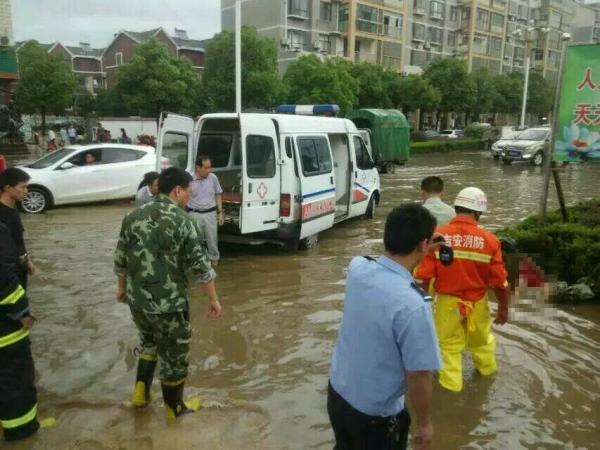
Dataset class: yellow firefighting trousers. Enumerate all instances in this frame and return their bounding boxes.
[433,294,497,392]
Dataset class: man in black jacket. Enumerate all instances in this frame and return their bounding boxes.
[0,222,39,441]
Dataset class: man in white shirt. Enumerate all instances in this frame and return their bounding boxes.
[187,156,224,266]
[420,176,455,226]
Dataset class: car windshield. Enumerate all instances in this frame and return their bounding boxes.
[501,131,518,140]
[26,147,78,169]
[440,130,453,135]
[517,129,548,141]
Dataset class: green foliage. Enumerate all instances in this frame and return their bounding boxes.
[423,58,476,114]
[13,41,79,127]
[284,54,359,115]
[492,73,522,114]
[525,70,554,116]
[115,38,202,119]
[499,200,600,286]
[202,26,285,111]
[410,138,483,152]
[351,63,393,109]
[389,74,441,113]
[95,87,136,117]
[464,124,487,138]
[467,68,496,121]
[73,90,97,118]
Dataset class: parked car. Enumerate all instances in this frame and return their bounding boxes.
[501,127,551,166]
[491,130,520,159]
[439,129,465,139]
[423,130,441,140]
[18,144,158,213]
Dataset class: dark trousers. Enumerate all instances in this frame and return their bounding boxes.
[327,382,410,450]
[0,338,39,441]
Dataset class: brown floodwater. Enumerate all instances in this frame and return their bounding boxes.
[2,149,599,449]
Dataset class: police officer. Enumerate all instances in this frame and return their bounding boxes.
[415,187,509,392]
[114,167,222,419]
[0,222,39,441]
[328,203,442,450]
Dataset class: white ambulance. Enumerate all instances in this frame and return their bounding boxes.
[156,112,381,250]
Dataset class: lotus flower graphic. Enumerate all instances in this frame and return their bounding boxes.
[555,124,600,161]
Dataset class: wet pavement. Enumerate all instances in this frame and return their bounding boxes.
[2,149,600,449]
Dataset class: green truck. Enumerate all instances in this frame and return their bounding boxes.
[349,109,410,174]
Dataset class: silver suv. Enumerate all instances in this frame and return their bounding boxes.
[502,127,550,166]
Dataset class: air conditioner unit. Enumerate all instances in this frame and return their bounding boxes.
[423,42,431,50]
[281,38,292,48]
[313,40,321,50]
[0,36,9,46]
[292,45,302,52]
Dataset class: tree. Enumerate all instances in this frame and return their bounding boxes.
[202,26,285,112]
[467,68,496,122]
[423,58,476,123]
[115,38,202,122]
[388,74,441,114]
[14,41,78,133]
[491,73,522,115]
[284,55,359,115]
[351,63,393,109]
[525,70,554,117]
[95,87,137,117]
[73,90,97,118]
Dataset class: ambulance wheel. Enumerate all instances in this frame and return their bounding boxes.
[299,234,319,250]
[364,196,376,220]
[282,238,299,251]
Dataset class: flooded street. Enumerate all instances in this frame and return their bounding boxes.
[3,149,600,449]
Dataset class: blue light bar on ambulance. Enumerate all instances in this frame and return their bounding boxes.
[276,104,340,116]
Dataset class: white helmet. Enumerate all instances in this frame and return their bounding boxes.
[454,187,487,212]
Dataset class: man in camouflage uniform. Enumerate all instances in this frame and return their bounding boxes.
[114,167,222,419]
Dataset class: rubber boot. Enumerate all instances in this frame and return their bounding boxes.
[131,358,157,407]
[161,382,194,419]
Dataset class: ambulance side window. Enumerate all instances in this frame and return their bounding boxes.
[353,136,373,170]
[246,135,276,178]
[298,137,332,176]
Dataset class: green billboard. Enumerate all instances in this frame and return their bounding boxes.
[554,44,600,162]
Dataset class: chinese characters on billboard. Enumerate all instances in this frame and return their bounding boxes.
[554,44,600,162]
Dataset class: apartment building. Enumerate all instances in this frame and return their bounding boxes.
[0,0,17,104]
[222,0,405,71]
[222,0,596,81]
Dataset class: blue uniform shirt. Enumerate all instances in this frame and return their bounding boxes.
[330,255,442,417]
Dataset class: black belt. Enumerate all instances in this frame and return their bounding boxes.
[188,206,216,214]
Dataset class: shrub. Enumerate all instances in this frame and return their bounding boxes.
[464,124,487,139]
[410,138,484,152]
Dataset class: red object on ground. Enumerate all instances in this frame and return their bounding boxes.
[519,258,545,288]
[0,154,6,173]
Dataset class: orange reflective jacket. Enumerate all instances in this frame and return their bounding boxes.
[415,215,507,302]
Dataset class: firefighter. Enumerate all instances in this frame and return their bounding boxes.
[415,187,509,392]
[0,222,39,441]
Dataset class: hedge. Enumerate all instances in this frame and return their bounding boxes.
[410,138,485,153]
[498,200,600,291]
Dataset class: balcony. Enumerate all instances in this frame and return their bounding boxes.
[288,8,309,19]
[383,25,402,38]
[414,8,425,16]
[430,12,443,21]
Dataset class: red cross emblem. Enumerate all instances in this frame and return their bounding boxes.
[257,182,268,199]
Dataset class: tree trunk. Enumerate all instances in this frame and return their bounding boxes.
[434,110,441,131]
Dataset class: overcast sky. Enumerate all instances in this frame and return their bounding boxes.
[13,0,221,48]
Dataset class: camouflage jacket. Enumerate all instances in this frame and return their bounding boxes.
[114,195,216,314]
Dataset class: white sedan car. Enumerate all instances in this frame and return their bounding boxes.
[19,144,157,213]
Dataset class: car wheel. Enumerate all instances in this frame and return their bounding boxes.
[503,158,512,166]
[531,151,544,166]
[21,187,49,214]
[364,195,376,219]
[299,233,319,250]
[492,154,500,160]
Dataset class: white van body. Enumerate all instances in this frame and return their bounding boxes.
[156,112,381,248]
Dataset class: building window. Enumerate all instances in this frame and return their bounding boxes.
[357,5,379,33]
[547,50,560,68]
[447,31,456,46]
[338,5,348,32]
[449,6,458,22]
[318,34,331,53]
[488,37,502,57]
[513,46,524,61]
[491,13,504,34]
[413,23,426,41]
[115,52,123,66]
[534,49,544,60]
[429,1,444,19]
[289,0,309,17]
[549,11,561,28]
[462,7,471,21]
[413,0,426,14]
[320,2,332,21]
[476,8,490,31]
[288,30,307,50]
[383,14,403,38]
[473,33,488,54]
[428,27,443,44]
